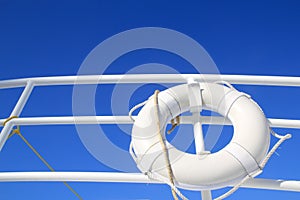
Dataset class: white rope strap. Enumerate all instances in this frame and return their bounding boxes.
[146,171,188,200]
[214,175,251,200]
[214,80,235,89]
[260,130,291,169]
[129,99,150,122]
[214,128,292,200]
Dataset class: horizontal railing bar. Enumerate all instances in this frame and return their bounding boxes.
[1,74,300,89]
[0,172,155,183]
[0,172,298,192]
[0,116,226,126]
[240,178,300,192]
[0,116,299,129]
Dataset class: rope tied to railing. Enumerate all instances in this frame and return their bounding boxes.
[2,116,18,127]
[167,115,180,134]
[3,117,83,200]
[214,128,292,200]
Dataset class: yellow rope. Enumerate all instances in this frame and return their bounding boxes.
[167,115,180,134]
[153,90,179,200]
[3,116,18,126]
[7,125,83,200]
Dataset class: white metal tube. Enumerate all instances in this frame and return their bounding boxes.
[192,113,205,154]
[0,116,223,126]
[0,116,299,129]
[0,172,157,183]
[10,81,34,116]
[0,122,14,150]
[239,178,300,192]
[187,77,213,199]
[1,74,300,89]
[0,81,34,151]
[201,190,212,200]
[268,118,300,129]
[0,172,299,192]
[0,116,137,126]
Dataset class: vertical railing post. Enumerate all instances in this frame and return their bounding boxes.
[0,80,34,151]
[187,78,212,200]
[193,114,213,200]
[192,112,206,154]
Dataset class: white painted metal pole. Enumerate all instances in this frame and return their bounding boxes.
[1,74,300,89]
[0,172,156,183]
[239,178,300,192]
[0,81,34,151]
[187,78,206,155]
[193,116,212,200]
[10,81,34,116]
[0,116,299,128]
[187,78,212,200]
[201,190,212,200]
[192,113,206,154]
[0,172,299,193]
[0,122,14,150]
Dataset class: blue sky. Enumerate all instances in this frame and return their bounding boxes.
[0,0,300,199]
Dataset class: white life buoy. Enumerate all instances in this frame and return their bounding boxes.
[130,83,270,190]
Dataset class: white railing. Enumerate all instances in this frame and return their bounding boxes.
[1,74,300,199]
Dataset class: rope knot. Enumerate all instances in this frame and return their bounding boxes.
[2,116,18,126]
[167,116,180,134]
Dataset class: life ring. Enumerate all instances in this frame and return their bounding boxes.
[130,82,270,190]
